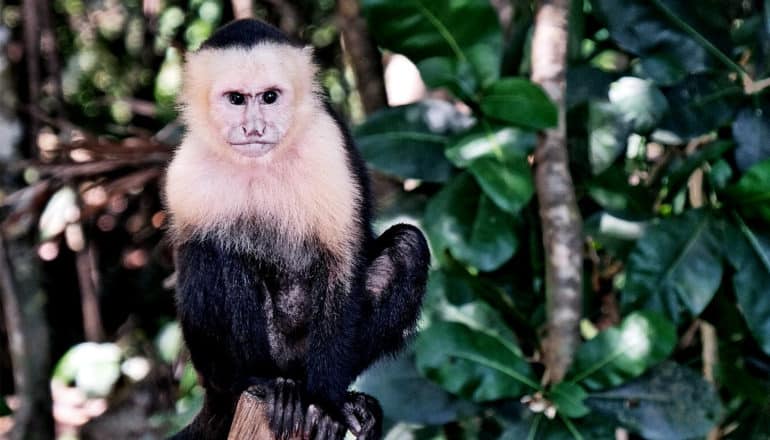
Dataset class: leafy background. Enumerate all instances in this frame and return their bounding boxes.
[0,0,769,439]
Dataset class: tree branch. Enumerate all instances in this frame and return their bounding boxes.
[228,390,285,440]
[337,0,388,114]
[0,233,54,440]
[530,0,582,383]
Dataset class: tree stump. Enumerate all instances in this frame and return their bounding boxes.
[227,389,304,440]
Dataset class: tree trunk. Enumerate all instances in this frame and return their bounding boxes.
[337,0,388,115]
[530,0,583,384]
[228,390,287,440]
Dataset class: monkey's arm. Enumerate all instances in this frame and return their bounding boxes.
[361,223,430,365]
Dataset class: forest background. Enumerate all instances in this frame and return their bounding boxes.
[1,0,770,439]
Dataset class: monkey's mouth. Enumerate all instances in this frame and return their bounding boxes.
[229,141,277,158]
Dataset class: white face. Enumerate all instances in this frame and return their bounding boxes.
[209,84,293,158]
[181,43,316,160]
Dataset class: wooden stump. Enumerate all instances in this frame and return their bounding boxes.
[228,390,279,440]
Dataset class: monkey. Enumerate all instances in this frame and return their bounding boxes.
[164,19,430,440]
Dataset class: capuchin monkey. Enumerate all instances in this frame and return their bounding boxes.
[164,19,430,440]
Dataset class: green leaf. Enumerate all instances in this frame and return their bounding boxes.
[622,210,724,322]
[480,78,558,130]
[658,75,737,140]
[415,321,537,402]
[726,158,770,222]
[568,311,676,390]
[732,108,770,172]
[608,77,669,133]
[362,0,502,87]
[724,217,770,355]
[53,342,123,398]
[469,156,534,215]
[354,352,475,425]
[549,382,590,418]
[586,362,723,440]
[425,173,518,271]
[354,100,471,182]
[593,0,722,77]
[445,124,536,168]
[587,101,632,175]
[0,395,10,417]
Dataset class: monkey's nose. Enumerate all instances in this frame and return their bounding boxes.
[241,124,265,137]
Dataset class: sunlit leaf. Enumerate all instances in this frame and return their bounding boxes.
[568,311,676,390]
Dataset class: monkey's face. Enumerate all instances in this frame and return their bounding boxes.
[181,43,317,160]
[209,84,293,158]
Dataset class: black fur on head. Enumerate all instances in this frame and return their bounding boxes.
[200,18,301,50]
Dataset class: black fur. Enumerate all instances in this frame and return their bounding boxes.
[169,19,430,440]
[200,19,301,50]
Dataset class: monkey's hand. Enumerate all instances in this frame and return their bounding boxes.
[342,392,382,440]
[247,377,304,440]
[303,403,347,440]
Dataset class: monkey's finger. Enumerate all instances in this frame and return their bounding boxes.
[271,378,287,438]
[304,404,321,440]
[281,380,298,440]
[290,381,303,436]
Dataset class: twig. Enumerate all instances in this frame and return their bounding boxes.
[228,390,284,440]
[530,0,583,383]
[76,243,105,342]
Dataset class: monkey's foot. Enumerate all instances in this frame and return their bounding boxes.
[303,404,346,440]
[247,377,304,440]
[343,392,382,440]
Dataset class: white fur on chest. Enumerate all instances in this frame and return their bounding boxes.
[165,111,361,260]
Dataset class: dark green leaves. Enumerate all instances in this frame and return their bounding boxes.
[725,219,770,355]
[726,159,770,222]
[622,210,724,322]
[480,78,558,129]
[568,311,676,390]
[354,100,470,182]
[587,362,723,439]
[362,0,502,88]
[732,108,770,172]
[415,321,537,401]
[425,174,518,271]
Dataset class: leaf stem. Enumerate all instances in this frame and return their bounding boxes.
[732,211,770,271]
[560,414,585,440]
[647,0,748,78]
[527,414,542,440]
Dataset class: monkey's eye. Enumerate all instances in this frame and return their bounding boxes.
[261,90,279,105]
[227,92,246,105]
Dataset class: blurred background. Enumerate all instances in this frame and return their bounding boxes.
[1,0,769,439]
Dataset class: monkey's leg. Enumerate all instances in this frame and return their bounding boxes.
[247,377,304,440]
[362,223,430,364]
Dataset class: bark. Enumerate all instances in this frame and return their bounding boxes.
[228,390,284,440]
[76,244,105,341]
[530,0,582,383]
[231,0,254,19]
[21,0,41,151]
[0,234,54,440]
[337,0,388,114]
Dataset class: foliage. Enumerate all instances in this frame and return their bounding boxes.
[1,0,769,438]
[351,0,770,438]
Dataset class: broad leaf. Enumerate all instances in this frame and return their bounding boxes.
[568,311,676,390]
[445,124,535,168]
[622,210,724,322]
[354,352,475,425]
[587,101,631,175]
[587,362,723,439]
[469,156,534,215]
[732,107,770,172]
[425,173,517,271]
[415,321,537,402]
[724,219,770,355]
[354,100,471,182]
[725,158,770,222]
[593,0,724,80]
[658,75,737,140]
[549,381,590,418]
[608,77,669,133]
[663,141,734,201]
[362,0,502,87]
[480,78,558,130]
